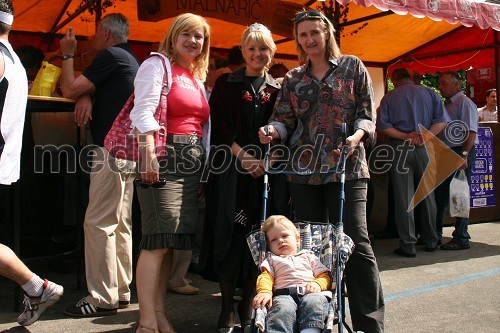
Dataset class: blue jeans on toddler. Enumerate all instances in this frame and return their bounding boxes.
[266,293,329,333]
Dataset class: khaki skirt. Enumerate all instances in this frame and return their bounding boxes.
[137,142,204,250]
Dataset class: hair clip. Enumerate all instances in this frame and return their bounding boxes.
[248,23,272,37]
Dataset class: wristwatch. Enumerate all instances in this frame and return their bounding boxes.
[461,150,468,157]
[61,54,75,61]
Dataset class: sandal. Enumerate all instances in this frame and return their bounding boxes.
[135,323,159,333]
[154,311,177,333]
[441,239,470,250]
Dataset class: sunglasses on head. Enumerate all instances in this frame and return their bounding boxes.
[295,10,323,24]
[134,178,167,189]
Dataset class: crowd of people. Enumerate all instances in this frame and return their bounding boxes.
[0,0,496,331]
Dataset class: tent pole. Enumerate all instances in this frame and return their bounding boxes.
[50,2,93,34]
[495,30,499,104]
[49,0,73,33]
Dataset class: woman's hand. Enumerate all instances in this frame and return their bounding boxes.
[240,156,265,179]
[232,142,265,179]
[253,292,272,309]
[258,125,279,144]
[139,144,159,184]
[337,129,366,157]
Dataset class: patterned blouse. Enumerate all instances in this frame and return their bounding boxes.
[269,55,375,184]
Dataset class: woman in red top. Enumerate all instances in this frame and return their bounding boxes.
[130,13,211,333]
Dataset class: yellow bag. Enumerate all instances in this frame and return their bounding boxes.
[29,61,62,96]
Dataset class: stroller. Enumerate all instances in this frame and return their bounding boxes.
[246,124,355,333]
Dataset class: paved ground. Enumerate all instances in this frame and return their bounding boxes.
[1,221,499,333]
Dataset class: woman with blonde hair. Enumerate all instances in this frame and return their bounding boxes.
[200,23,289,333]
[130,13,211,333]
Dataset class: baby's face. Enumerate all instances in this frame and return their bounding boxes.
[267,223,299,256]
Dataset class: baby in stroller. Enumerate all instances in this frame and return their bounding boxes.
[253,215,332,333]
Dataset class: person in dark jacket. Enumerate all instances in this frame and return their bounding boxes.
[200,23,289,333]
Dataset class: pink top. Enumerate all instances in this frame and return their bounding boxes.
[167,63,210,136]
[261,250,329,290]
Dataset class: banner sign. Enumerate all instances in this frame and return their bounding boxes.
[470,127,496,208]
[137,0,303,38]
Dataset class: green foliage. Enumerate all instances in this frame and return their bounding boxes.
[79,0,125,15]
[421,73,441,96]
[318,0,368,46]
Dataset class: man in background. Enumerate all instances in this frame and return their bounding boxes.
[477,88,497,122]
[377,68,449,257]
[206,45,244,93]
[59,13,139,317]
[436,71,478,250]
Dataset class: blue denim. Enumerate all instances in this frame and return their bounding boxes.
[289,180,385,333]
[266,293,329,333]
[435,146,475,246]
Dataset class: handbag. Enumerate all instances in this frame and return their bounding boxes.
[104,54,172,161]
[449,169,470,218]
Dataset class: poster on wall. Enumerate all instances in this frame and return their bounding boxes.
[470,127,495,208]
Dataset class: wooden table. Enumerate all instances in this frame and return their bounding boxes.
[27,94,76,110]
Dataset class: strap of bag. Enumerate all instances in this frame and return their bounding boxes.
[149,53,171,128]
[0,41,14,63]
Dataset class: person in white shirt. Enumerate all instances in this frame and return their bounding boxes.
[477,88,497,122]
[0,1,63,326]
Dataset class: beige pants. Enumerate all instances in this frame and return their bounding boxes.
[84,147,135,309]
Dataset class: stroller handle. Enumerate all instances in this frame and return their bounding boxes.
[342,123,347,146]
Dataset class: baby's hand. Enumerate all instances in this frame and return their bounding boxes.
[253,292,272,309]
[304,281,321,294]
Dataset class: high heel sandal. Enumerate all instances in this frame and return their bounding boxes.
[154,311,177,333]
[135,323,159,333]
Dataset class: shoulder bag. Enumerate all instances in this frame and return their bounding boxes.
[104,53,171,161]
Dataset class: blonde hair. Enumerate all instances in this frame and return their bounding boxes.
[293,9,341,63]
[240,23,277,67]
[158,13,211,82]
[262,215,299,240]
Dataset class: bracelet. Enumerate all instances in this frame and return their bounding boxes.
[61,54,75,61]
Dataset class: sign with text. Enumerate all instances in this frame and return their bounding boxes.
[137,0,302,38]
[470,127,496,208]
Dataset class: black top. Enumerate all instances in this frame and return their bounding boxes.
[83,43,139,146]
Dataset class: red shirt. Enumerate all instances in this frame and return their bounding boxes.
[167,63,210,136]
